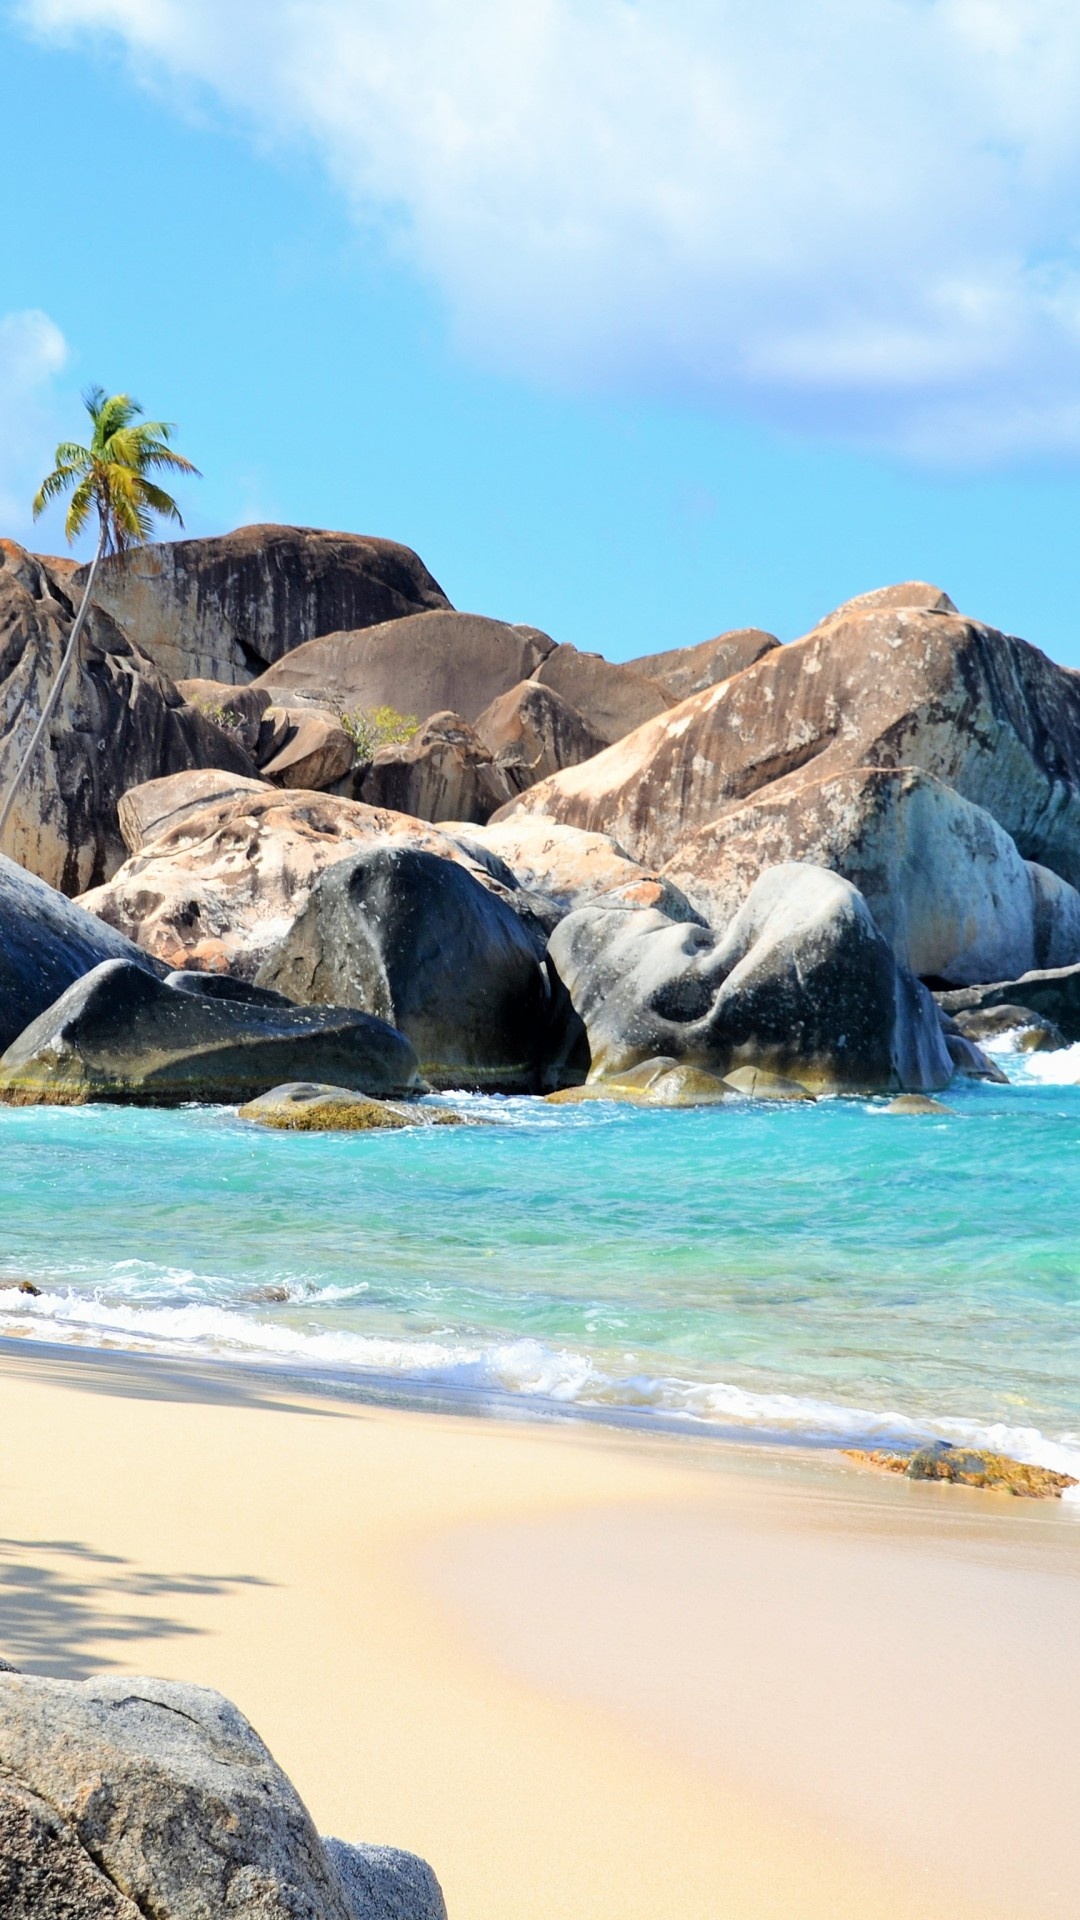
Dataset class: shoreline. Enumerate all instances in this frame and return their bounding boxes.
[2,1336,1079,1918]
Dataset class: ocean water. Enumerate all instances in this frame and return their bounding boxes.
[3,1039,1080,1484]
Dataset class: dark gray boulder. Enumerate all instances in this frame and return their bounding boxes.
[937,964,1080,1042]
[545,862,952,1094]
[0,1671,355,1920]
[257,845,549,1092]
[324,1839,448,1920]
[0,850,161,1054]
[0,958,421,1106]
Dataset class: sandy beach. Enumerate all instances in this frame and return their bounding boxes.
[1,1337,1077,1920]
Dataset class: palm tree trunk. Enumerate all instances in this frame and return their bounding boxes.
[0,522,108,851]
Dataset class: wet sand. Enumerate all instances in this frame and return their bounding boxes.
[0,1336,1076,1919]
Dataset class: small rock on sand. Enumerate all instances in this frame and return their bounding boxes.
[844,1443,1077,1498]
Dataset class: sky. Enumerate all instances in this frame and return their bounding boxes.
[4,1,1080,663]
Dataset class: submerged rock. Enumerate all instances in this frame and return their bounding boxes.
[938,963,1080,1043]
[885,1094,955,1115]
[951,1004,1065,1052]
[0,1669,446,1920]
[845,1445,1078,1498]
[545,863,952,1095]
[0,959,420,1106]
[257,844,549,1092]
[722,1066,814,1101]
[239,1083,465,1131]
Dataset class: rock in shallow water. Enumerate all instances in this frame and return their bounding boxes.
[545,862,952,1095]
[845,1445,1077,1497]
[0,959,420,1107]
[257,845,549,1093]
[239,1083,466,1131]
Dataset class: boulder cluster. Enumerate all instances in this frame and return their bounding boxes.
[3,523,1078,1104]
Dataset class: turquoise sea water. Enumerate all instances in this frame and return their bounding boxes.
[3,1038,1080,1483]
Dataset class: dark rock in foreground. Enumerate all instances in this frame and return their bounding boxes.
[545,862,952,1094]
[0,959,420,1106]
[0,850,161,1054]
[0,1669,446,1919]
[76,523,452,684]
[258,846,548,1092]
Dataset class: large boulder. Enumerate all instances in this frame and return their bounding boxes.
[259,707,356,790]
[626,627,780,701]
[253,610,555,723]
[498,584,1080,883]
[81,775,538,978]
[74,524,451,684]
[545,862,952,1094]
[0,541,254,892]
[348,711,514,823]
[473,678,606,790]
[662,767,1080,985]
[531,643,670,744]
[0,1669,444,1920]
[0,958,420,1105]
[0,849,160,1054]
[257,844,549,1092]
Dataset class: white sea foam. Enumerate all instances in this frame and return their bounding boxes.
[3,1284,1078,1491]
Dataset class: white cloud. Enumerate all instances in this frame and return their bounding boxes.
[0,309,70,539]
[17,0,1080,459]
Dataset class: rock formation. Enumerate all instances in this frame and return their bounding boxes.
[498,585,1080,889]
[0,1667,446,1920]
[253,610,556,723]
[626,626,780,701]
[257,845,549,1092]
[239,1082,466,1130]
[0,540,253,892]
[0,848,160,1053]
[75,523,451,683]
[444,816,702,923]
[662,767,1080,986]
[348,711,514,822]
[474,678,607,790]
[544,862,952,1094]
[0,958,421,1105]
[937,962,1080,1042]
[81,773,545,978]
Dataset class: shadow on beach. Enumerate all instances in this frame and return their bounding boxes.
[0,1335,345,1417]
[0,1534,273,1679]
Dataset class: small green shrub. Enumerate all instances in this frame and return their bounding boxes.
[336,703,419,760]
[191,697,246,734]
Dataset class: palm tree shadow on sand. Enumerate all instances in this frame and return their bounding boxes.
[0,1536,273,1680]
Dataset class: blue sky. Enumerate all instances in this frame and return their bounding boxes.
[5,2,1080,663]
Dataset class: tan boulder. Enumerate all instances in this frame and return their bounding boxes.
[474,678,606,789]
[0,541,254,894]
[626,627,779,701]
[662,766,1080,985]
[497,587,1080,886]
[347,711,514,823]
[73,523,451,683]
[253,609,555,723]
[531,642,671,743]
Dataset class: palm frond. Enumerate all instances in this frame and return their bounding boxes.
[52,442,93,472]
[132,478,185,524]
[64,474,96,543]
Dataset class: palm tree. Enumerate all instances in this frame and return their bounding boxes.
[0,387,199,843]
